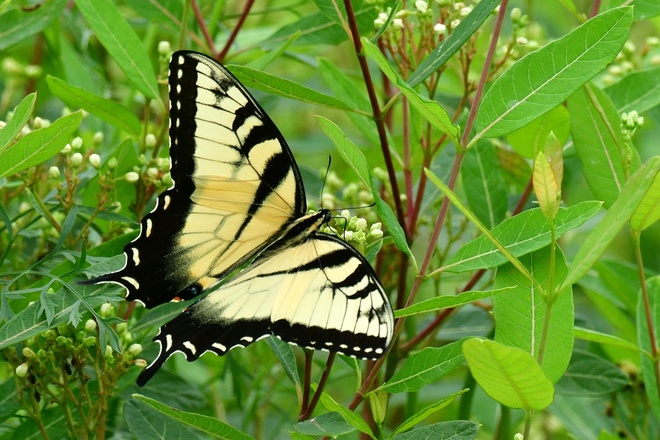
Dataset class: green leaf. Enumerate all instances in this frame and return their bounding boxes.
[561,157,660,290]
[442,201,602,273]
[463,338,554,410]
[362,39,460,144]
[318,117,414,262]
[293,412,355,436]
[317,387,375,439]
[266,337,301,391]
[124,400,199,440]
[609,0,660,19]
[555,350,629,396]
[0,0,66,51]
[0,379,20,423]
[392,390,469,435]
[630,171,660,231]
[474,7,633,140]
[506,105,570,159]
[408,0,500,86]
[228,65,354,112]
[605,66,660,113]
[74,0,160,101]
[0,93,36,154]
[461,140,508,229]
[377,341,464,393]
[391,421,480,440]
[494,247,574,383]
[568,84,627,208]
[637,276,660,418]
[47,76,141,136]
[122,0,183,31]
[533,151,559,220]
[132,394,256,440]
[574,327,639,352]
[0,111,82,178]
[395,287,514,318]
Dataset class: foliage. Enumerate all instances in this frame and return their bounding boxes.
[1,0,659,439]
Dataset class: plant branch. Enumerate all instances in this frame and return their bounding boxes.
[191,0,217,56]
[217,0,256,62]
[298,353,336,420]
[344,0,408,238]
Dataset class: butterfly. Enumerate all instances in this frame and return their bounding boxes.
[85,51,394,386]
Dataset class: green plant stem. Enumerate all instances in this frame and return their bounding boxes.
[522,410,533,440]
[344,0,407,238]
[178,0,192,51]
[633,231,660,404]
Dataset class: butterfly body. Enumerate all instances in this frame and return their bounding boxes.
[86,51,393,385]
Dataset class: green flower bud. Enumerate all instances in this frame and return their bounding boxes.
[71,136,83,150]
[89,153,102,169]
[15,363,29,378]
[145,133,157,148]
[71,152,83,167]
[129,344,143,356]
[85,319,97,332]
[93,131,104,145]
[49,166,61,179]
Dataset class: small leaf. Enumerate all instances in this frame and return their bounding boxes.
[442,201,602,273]
[0,111,82,178]
[0,0,66,51]
[0,93,37,154]
[409,0,500,86]
[47,76,141,136]
[377,341,464,393]
[573,327,639,352]
[74,0,160,101]
[391,421,480,440]
[506,105,570,159]
[132,394,256,440]
[555,350,629,396]
[463,338,554,410]
[392,390,469,435]
[395,287,514,318]
[474,7,633,140]
[630,171,660,232]
[568,84,627,208]
[605,66,660,113]
[229,65,354,112]
[533,151,559,220]
[293,412,355,437]
[562,157,660,290]
[317,387,375,439]
[124,400,199,440]
[362,39,460,144]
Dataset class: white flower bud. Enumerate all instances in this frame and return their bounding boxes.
[434,23,447,35]
[124,172,140,183]
[459,6,472,16]
[145,133,157,148]
[415,1,428,14]
[100,302,115,317]
[71,136,83,150]
[516,37,528,46]
[451,19,461,28]
[510,7,522,22]
[25,65,42,78]
[129,344,143,356]
[85,319,97,332]
[93,131,104,145]
[89,153,101,169]
[71,152,83,167]
[158,41,171,55]
[392,18,404,29]
[49,166,60,179]
[355,218,368,231]
[61,143,71,154]
[15,363,29,378]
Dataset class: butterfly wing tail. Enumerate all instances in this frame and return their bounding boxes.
[137,308,272,386]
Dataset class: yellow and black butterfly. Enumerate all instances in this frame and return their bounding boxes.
[85,51,393,386]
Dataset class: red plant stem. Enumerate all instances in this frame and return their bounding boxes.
[347,0,512,411]
[217,0,256,62]
[299,350,313,417]
[589,0,602,18]
[298,353,336,420]
[191,0,217,56]
[344,0,408,238]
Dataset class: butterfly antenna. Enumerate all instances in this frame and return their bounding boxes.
[318,155,332,208]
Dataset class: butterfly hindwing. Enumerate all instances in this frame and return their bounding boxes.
[137,212,393,386]
[85,51,306,308]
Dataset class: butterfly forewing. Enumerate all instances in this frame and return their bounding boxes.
[136,212,393,386]
[85,51,305,308]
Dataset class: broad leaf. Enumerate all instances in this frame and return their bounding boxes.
[443,201,602,273]
[0,93,36,154]
[0,0,66,51]
[0,111,82,178]
[630,171,660,232]
[507,105,570,159]
[293,412,355,437]
[463,338,554,410]
[47,76,142,136]
[378,341,464,393]
[74,0,160,101]
[555,350,629,396]
[391,421,479,440]
[395,287,514,318]
[605,66,660,113]
[132,394,255,440]
[474,7,633,140]
[494,247,574,383]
